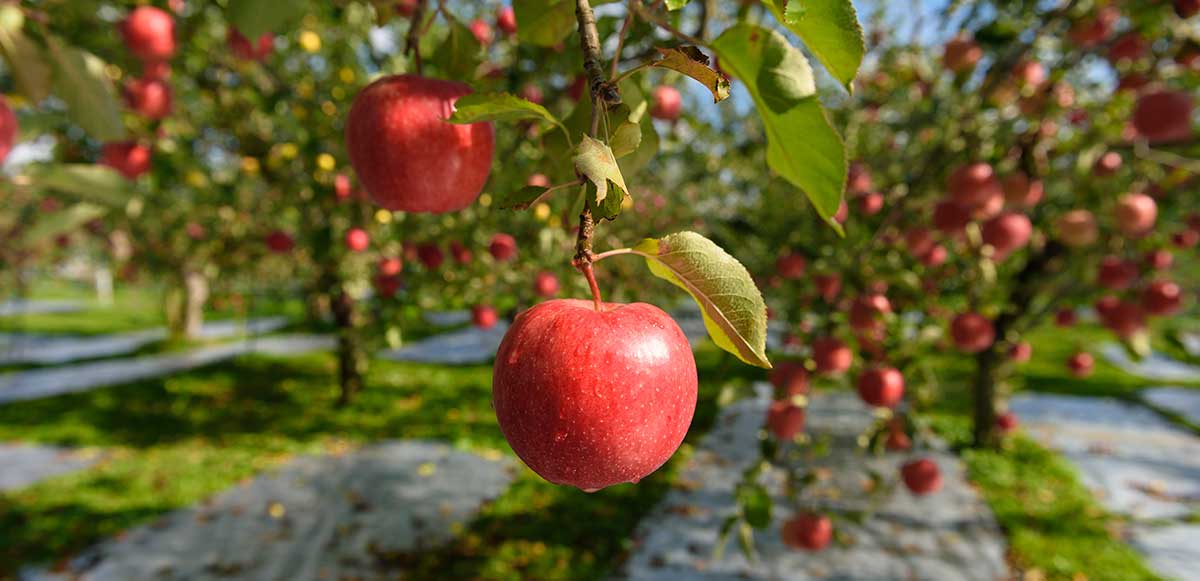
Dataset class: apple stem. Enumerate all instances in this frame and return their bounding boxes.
[580,262,604,311]
[592,248,634,262]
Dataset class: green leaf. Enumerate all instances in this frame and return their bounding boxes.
[609,121,641,158]
[431,15,482,80]
[227,0,307,38]
[736,483,773,529]
[513,0,576,47]
[763,0,864,92]
[25,164,132,207]
[737,521,757,561]
[44,37,125,142]
[713,515,738,561]
[713,24,845,230]
[448,92,565,134]
[666,0,691,9]
[496,185,547,210]
[632,232,771,368]
[0,7,52,102]
[573,135,629,216]
[653,46,731,103]
[20,202,105,246]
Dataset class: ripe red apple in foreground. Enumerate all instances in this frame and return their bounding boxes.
[121,6,175,61]
[996,411,1019,433]
[228,28,273,61]
[496,6,517,36]
[101,142,152,180]
[1114,193,1157,237]
[767,400,806,440]
[812,337,852,374]
[124,78,172,120]
[857,367,904,408]
[492,299,697,491]
[0,96,17,164]
[345,228,369,252]
[1068,352,1094,377]
[781,512,832,551]
[472,304,498,329]
[489,233,517,261]
[1133,90,1194,143]
[950,312,995,353]
[901,459,943,495]
[345,75,494,213]
[534,271,559,298]
[650,85,682,121]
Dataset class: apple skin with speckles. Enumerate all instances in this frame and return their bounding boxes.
[492,299,698,491]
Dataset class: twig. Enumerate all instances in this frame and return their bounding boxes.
[405,0,429,76]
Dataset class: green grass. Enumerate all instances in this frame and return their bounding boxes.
[0,343,754,579]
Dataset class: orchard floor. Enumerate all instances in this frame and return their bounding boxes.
[2,291,1200,579]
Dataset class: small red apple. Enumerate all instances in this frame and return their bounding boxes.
[1093,151,1122,176]
[996,411,1019,433]
[449,240,473,264]
[1173,229,1200,249]
[379,257,403,276]
[417,243,444,269]
[948,163,1002,208]
[345,228,369,252]
[0,96,17,164]
[833,200,850,224]
[766,400,806,440]
[858,192,884,215]
[489,233,517,261]
[1098,256,1138,291]
[124,78,172,120]
[849,294,891,332]
[905,228,935,258]
[101,142,152,180]
[345,75,495,213]
[1102,300,1146,338]
[375,274,401,298]
[1013,60,1046,87]
[1009,342,1032,363]
[1002,173,1043,207]
[527,173,550,188]
[901,458,943,495]
[519,84,544,105]
[1055,308,1077,327]
[982,212,1032,260]
[1068,352,1094,377]
[492,299,697,491]
[1108,33,1148,63]
[781,512,832,551]
[469,19,494,46]
[265,230,294,253]
[534,271,560,298]
[950,312,995,353]
[121,6,175,62]
[813,273,841,302]
[496,6,517,35]
[1133,90,1194,143]
[847,162,872,194]
[776,252,806,280]
[143,60,170,80]
[1056,210,1098,247]
[885,422,912,451]
[334,174,352,200]
[921,245,948,267]
[228,28,273,61]
[1068,7,1118,47]
[472,304,498,329]
[1114,193,1157,237]
[857,367,904,408]
[812,337,852,375]
[1145,249,1173,270]
[650,85,682,121]
[1142,280,1183,316]
[943,34,982,73]
[933,200,971,233]
[769,361,809,396]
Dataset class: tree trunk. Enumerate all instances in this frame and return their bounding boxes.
[332,291,366,406]
[972,347,1000,449]
[165,269,208,340]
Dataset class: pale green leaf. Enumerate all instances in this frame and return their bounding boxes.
[632,231,771,368]
[763,0,864,92]
[448,92,565,134]
[20,203,105,246]
[713,24,845,230]
[227,0,307,38]
[609,121,641,159]
[653,46,731,103]
[44,37,125,142]
[431,15,482,80]
[25,164,132,207]
[0,7,52,102]
[513,0,575,47]
[573,135,628,210]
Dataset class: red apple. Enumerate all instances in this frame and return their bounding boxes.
[766,400,806,440]
[1174,229,1200,248]
[518,84,544,105]
[496,6,517,35]
[858,192,884,215]
[228,28,273,61]
[781,512,832,551]
[534,271,560,298]
[933,200,971,233]
[857,367,904,408]
[1002,173,1043,207]
[921,245,948,267]
[345,228,369,252]
[996,411,1019,433]
[185,222,205,240]
[375,274,401,298]
[101,142,152,180]
[1068,352,1094,377]
[905,228,935,258]
[472,304,498,329]
[769,361,809,396]
[1178,0,1200,18]
[982,212,1032,260]
[1114,193,1157,237]
[948,163,1002,208]
[847,162,872,194]
[121,6,175,62]
[265,230,294,253]
[492,299,697,491]
[943,34,982,73]
[1133,91,1194,143]
[417,243,444,269]
[1055,308,1077,327]
[1142,280,1183,316]
[1056,210,1098,247]
[0,96,17,164]
[379,257,403,276]
[650,85,682,121]
[1093,151,1122,176]
[1013,60,1046,87]
[469,19,494,46]
[849,294,891,332]
[886,427,912,451]
[813,273,841,302]
[1098,256,1138,290]
[776,252,806,280]
[1069,7,1118,47]
[527,173,550,188]
[489,233,517,261]
[1108,33,1148,63]
[833,200,850,224]
[1145,249,1173,270]
[1102,300,1146,338]
[449,240,473,264]
[123,78,172,120]
[901,458,942,495]
[345,75,495,213]
[812,337,852,375]
[334,174,352,200]
[950,312,995,353]
[1009,342,1032,363]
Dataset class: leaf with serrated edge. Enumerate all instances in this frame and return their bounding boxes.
[448,92,564,132]
[654,47,730,103]
[573,135,628,207]
[763,0,864,92]
[632,232,771,368]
